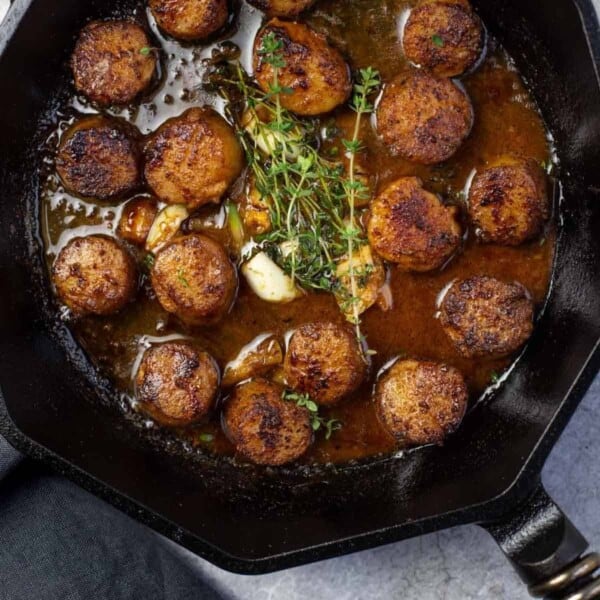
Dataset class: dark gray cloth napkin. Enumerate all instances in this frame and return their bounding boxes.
[0,435,229,600]
[0,434,20,480]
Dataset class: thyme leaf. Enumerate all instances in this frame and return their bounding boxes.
[283,390,341,440]
[177,269,190,288]
[142,253,155,271]
[432,34,444,48]
[139,46,158,56]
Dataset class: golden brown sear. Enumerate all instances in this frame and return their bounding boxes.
[375,358,468,446]
[468,156,548,245]
[151,233,237,325]
[52,235,137,316]
[367,176,462,271]
[144,107,244,209]
[284,322,367,406]
[403,0,484,78]
[223,379,312,465]
[149,0,229,41]
[439,276,534,358]
[376,70,473,164]
[56,115,141,200]
[71,20,157,106]
[247,0,316,17]
[135,342,219,426]
[253,19,351,116]
[117,197,159,246]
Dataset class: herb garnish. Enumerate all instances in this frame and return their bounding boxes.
[283,390,341,439]
[139,46,154,56]
[432,34,445,48]
[341,66,381,332]
[142,252,155,271]
[225,200,244,250]
[212,35,380,338]
[198,433,214,443]
[177,269,190,288]
[490,371,500,384]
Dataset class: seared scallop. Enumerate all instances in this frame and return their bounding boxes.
[376,70,473,164]
[144,107,244,209]
[403,0,484,78]
[375,358,468,446]
[223,378,312,465]
[135,342,219,426]
[151,233,237,325]
[71,20,157,106]
[284,322,366,406]
[52,235,137,316]
[253,19,351,116]
[117,197,159,246]
[439,276,534,358]
[56,115,141,200]
[468,156,548,245]
[149,0,229,41]
[367,176,462,271]
[247,0,316,17]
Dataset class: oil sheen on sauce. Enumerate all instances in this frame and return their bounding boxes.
[40,0,557,465]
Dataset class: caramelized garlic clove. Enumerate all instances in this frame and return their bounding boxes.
[242,251,301,303]
[145,204,189,252]
[222,334,283,387]
[335,244,386,318]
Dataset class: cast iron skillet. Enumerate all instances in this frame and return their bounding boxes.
[1,0,600,597]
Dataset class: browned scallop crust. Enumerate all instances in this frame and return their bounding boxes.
[149,0,229,41]
[375,358,468,446]
[151,234,237,325]
[56,116,141,200]
[253,19,351,116]
[247,0,316,17]
[439,276,534,358]
[117,197,159,246]
[367,176,462,271]
[144,107,244,209]
[223,379,312,465]
[468,157,548,246]
[135,342,219,426]
[283,322,367,406]
[52,235,137,315]
[72,20,157,106]
[403,0,484,77]
[376,71,473,164]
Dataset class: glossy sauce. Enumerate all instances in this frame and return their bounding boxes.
[40,0,556,464]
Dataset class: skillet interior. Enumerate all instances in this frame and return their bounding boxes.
[0,0,599,573]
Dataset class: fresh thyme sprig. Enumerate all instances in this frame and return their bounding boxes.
[216,52,347,293]
[341,67,381,334]
[209,37,380,339]
[283,390,341,440]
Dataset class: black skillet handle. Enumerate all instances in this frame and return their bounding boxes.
[482,482,600,599]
